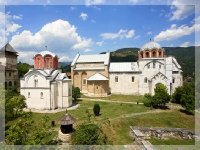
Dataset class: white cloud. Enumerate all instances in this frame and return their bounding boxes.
[147,31,152,35]
[91,20,96,23]
[134,35,140,39]
[84,48,92,52]
[129,0,138,4]
[154,24,195,42]
[96,41,104,46]
[100,29,135,40]
[10,19,92,52]
[85,0,105,6]
[180,41,190,47]
[13,14,22,20]
[59,56,72,62]
[80,12,88,20]
[17,50,38,64]
[168,0,195,21]
[70,7,77,10]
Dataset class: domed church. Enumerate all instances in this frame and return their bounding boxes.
[72,41,183,96]
[20,50,72,110]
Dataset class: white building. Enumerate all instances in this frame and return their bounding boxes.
[72,41,183,96]
[20,51,72,110]
[109,41,183,95]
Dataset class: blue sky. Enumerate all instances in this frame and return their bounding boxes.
[0,0,199,64]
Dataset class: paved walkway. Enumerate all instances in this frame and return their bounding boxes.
[79,98,143,104]
[23,103,80,113]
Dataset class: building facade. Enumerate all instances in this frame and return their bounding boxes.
[0,43,18,88]
[20,51,72,110]
[71,41,183,96]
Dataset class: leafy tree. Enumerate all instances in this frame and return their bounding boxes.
[18,62,33,78]
[143,93,154,108]
[171,86,183,104]
[72,86,80,102]
[153,84,170,107]
[10,95,26,117]
[71,123,107,145]
[0,84,5,142]
[93,104,100,116]
[180,93,195,111]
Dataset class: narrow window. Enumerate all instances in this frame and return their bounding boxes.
[28,92,30,98]
[9,81,12,86]
[83,79,86,85]
[9,72,11,77]
[40,92,43,98]
[34,79,38,87]
[152,52,156,57]
[146,52,149,58]
[144,77,147,83]
[132,76,135,82]
[115,76,118,82]
[159,52,162,57]
[38,59,40,68]
[96,85,98,90]
[147,64,150,69]
[153,63,155,68]
[159,64,161,69]
[172,78,175,83]
[46,58,50,68]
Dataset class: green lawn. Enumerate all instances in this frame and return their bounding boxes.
[6,99,195,145]
[149,137,195,145]
[80,93,144,102]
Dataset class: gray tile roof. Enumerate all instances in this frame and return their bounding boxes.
[0,43,17,53]
[109,62,139,72]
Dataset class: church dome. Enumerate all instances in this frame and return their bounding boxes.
[34,50,57,58]
[140,41,162,51]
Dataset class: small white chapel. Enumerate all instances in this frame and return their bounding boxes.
[20,50,72,110]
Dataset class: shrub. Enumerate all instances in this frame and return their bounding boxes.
[72,86,80,102]
[93,104,100,116]
[143,93,153,107]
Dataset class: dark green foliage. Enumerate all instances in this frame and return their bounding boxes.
[172,82,195,111]
[71,123,107,145]
[93,104,100,116]
[72,86,81,102]
[6,112,52,145]
[143,85,170,108]
[153,84,170,107]
[18,62,33,78]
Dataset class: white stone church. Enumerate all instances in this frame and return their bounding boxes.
[71,41,183,96]
[20,51,72,110]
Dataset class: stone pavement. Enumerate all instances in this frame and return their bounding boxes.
[23,103,80,113]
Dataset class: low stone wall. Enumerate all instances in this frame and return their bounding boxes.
[130,126,196,140]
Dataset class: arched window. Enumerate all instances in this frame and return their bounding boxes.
[172,78,175,83]
[34,79,38,87]
[152,51,156,57]
[28,92,30,98]
[46,58,50,68]
[159,51,162,57]
[40,92,43,98]
[153,62,155,68]
[146,52,149,58]
[115,76,118,82]
[132,76,135,82]
[159,64,161,69]
[9,81,12,86]
[144,77,147,83]
[38,59,40,68]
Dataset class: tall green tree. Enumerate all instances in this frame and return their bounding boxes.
[72,86,80,102]
[153,84,170,107]
[10,95,26,117]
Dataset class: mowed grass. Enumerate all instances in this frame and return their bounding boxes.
[6,99,195,145]
[149,137,195,145]
[102,109,195,145]
[80,93,144,102]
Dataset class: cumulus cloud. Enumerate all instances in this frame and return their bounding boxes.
[84,48,92,52]
[168,0,195,21]
[85,0,105,6]
[59,56,72,62]
[180,41,190,47]
[96,41,104,46]
[134,35,140,39]
[100,29,135,40]
[154,24,196,42]
[10,19,92,52]
[13,14,22,20]
[80,12,88,20]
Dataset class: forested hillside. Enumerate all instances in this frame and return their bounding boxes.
[109,46,195,79]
